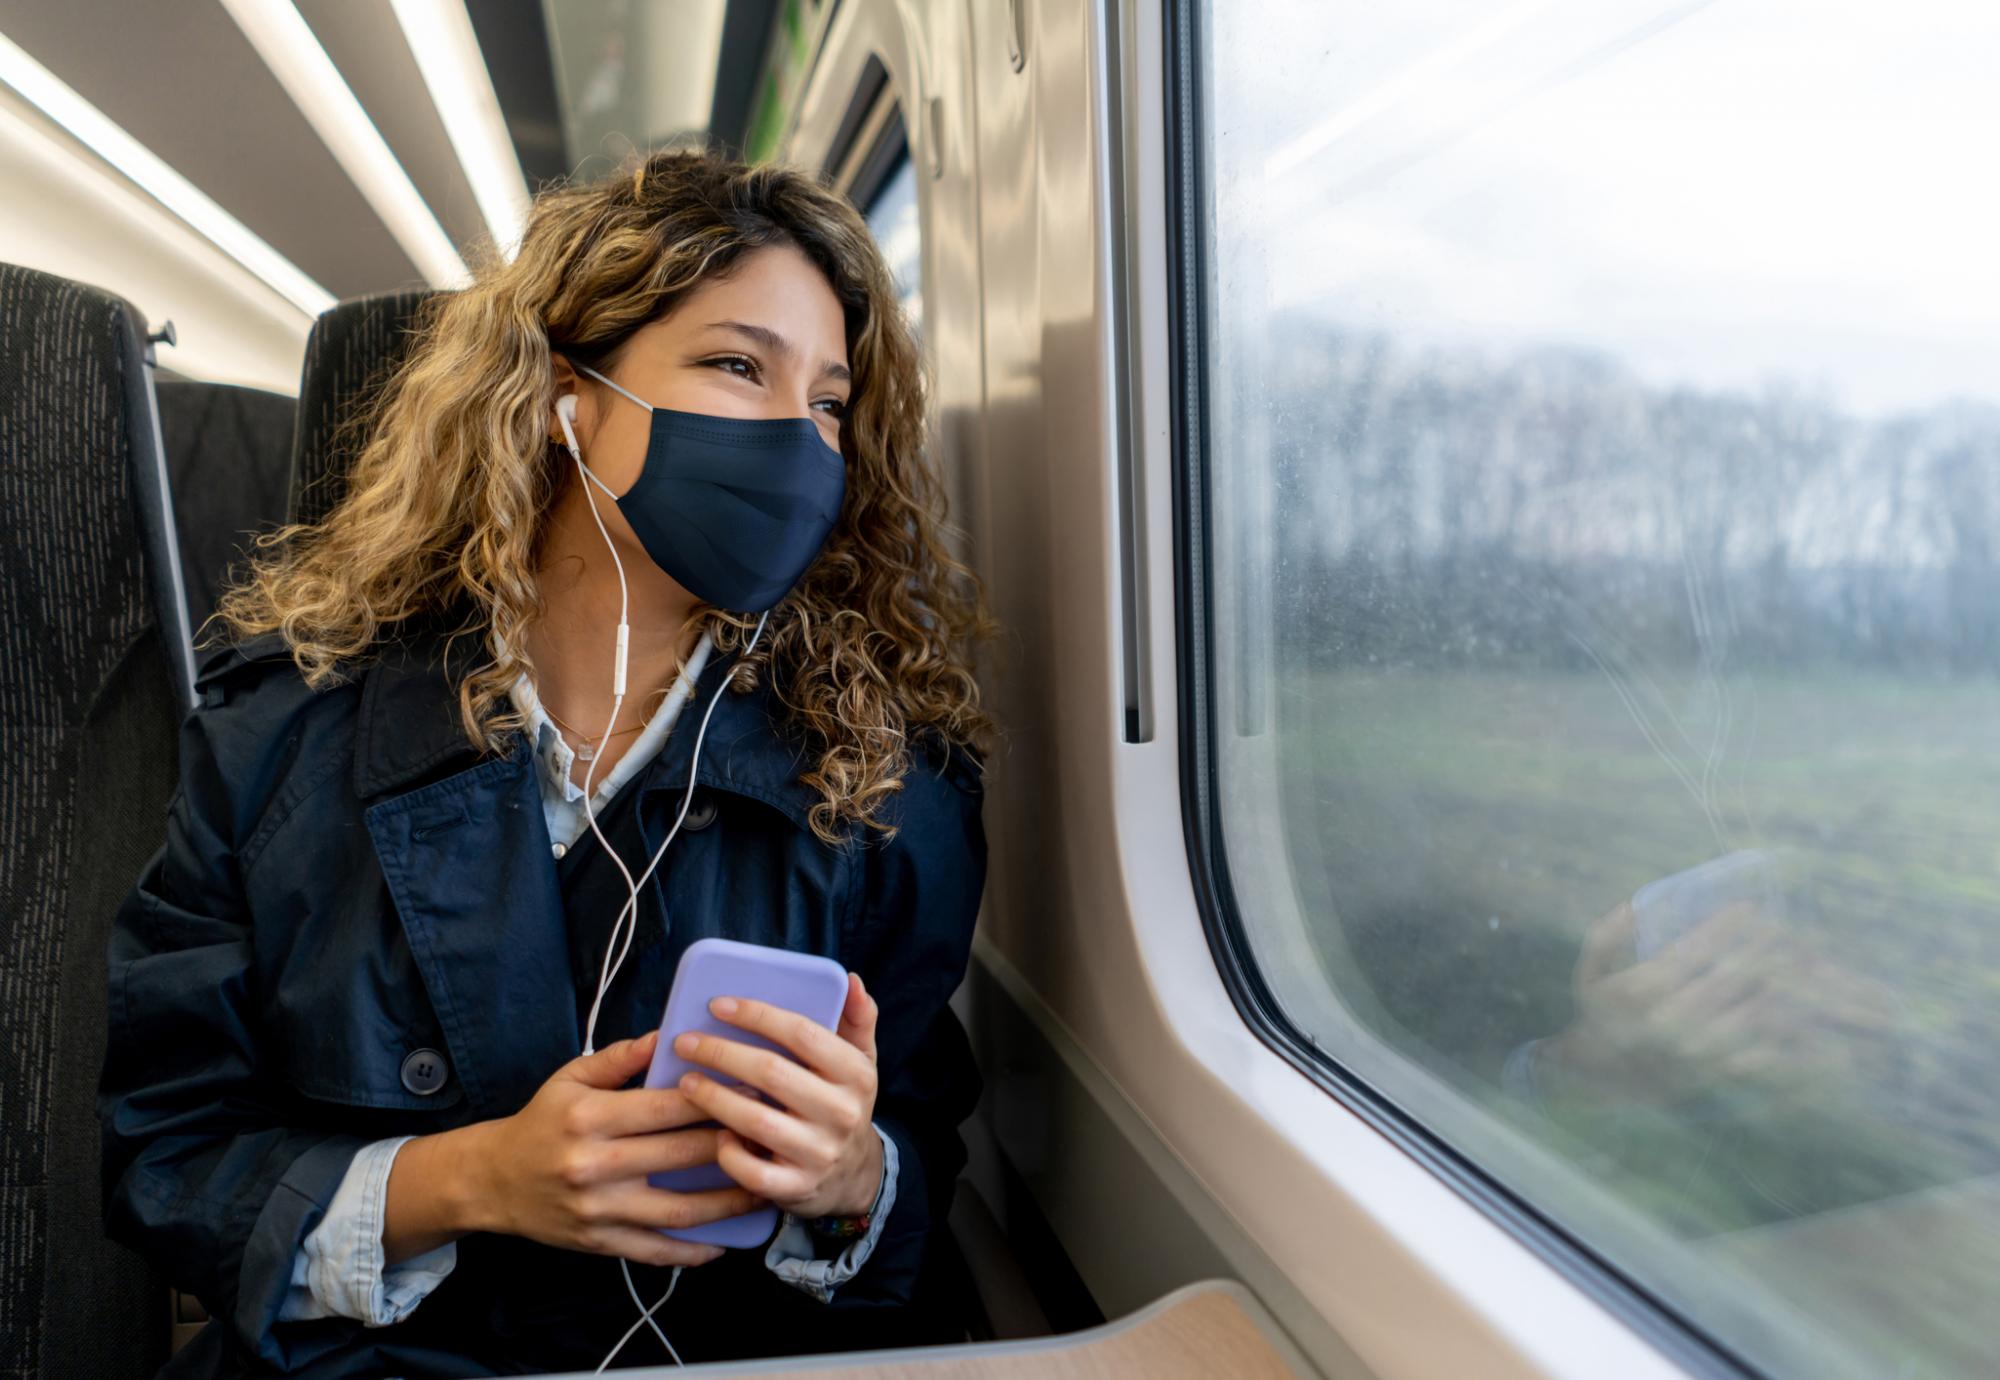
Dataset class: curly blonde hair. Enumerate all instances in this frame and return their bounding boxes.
[218,151,992,841]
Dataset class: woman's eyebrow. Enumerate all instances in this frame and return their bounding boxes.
[705,320,849,383]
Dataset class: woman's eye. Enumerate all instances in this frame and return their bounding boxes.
[814,398,847,419]
[707,355,758,380]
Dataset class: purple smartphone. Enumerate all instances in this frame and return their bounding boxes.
[641,937,849,1247]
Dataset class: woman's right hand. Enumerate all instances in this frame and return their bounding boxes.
[389,1030,764,1268]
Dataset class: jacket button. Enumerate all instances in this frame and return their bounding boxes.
[400,1048,448,1096]
[682,794,718,832]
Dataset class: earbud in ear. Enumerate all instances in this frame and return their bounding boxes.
[555,394,581,455]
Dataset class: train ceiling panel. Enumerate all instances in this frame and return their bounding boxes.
[0,0,424,300]
[0,0,780,392]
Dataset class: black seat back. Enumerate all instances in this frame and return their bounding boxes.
[0,262,177,1378]
[155,380,296,636]
[288,290,436,526]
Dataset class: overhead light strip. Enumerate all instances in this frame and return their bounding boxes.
[0,26,335,317]
[219,0,469,289]
[388,0,530,259]
[0,90,311,391]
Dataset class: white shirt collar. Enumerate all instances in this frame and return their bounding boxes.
[509,632,714,814]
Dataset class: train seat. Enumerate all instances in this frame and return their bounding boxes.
[287,290,437,528]
[0,261,185,1380]
[154,379,296,637]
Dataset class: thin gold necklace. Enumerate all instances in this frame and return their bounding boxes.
[541,687,670,762]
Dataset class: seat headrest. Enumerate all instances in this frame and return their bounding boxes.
[287,290,439,527]
[0,261,195,711]
[155,380,296,636]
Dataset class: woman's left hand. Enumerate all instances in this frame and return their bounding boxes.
[672,973,884,1219]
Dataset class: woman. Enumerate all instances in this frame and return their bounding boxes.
[100,151,992,1377]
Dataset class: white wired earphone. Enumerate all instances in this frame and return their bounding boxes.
[554,391,769,1371]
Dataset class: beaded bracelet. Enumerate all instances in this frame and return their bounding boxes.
[810,1210,872,1241]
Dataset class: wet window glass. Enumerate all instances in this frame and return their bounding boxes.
[1194,3,2000,1375]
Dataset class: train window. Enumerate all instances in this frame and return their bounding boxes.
[1178,3,2000,1378]
[862,145,922,330]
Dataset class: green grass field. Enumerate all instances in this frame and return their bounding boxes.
[1262,665,2000,1377]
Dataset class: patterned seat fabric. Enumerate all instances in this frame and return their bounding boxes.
[0,262,177,1379]
[287,290,438,527]
[155,380,296,638]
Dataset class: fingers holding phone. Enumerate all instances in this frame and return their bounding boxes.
[457,1030,765,1268]
[675,973,886,1220]
[834,971,879,1062]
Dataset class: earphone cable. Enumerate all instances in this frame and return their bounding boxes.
[595,1261,682,1372]
[559,395,767,1370]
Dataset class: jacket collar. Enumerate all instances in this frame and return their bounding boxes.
[352,628,486,800]
[642,646,825,835]
[353,626,826,834]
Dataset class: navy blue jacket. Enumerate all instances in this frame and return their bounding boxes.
[99,631,986,1376]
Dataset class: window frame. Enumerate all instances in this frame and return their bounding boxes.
[847,115,910,219]
[1161,2,1762,1374]
[824,59,921,336]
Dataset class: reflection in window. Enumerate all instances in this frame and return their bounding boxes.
[864,155,922,332]
[1196,3,2000,1376]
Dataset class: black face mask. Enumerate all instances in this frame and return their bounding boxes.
[573,364,846,612]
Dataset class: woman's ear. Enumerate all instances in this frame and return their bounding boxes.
[549,352,579,398]
[548,352,584,444]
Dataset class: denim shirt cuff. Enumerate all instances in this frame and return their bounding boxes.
[279,1135,457,1326]
[762,1123,898,1304]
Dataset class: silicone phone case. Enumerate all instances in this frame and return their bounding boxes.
[641,937,849,1247]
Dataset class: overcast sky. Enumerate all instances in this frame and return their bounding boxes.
[1210,0,2000,417]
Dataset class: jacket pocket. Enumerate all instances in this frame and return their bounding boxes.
[275,989,468,1114]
